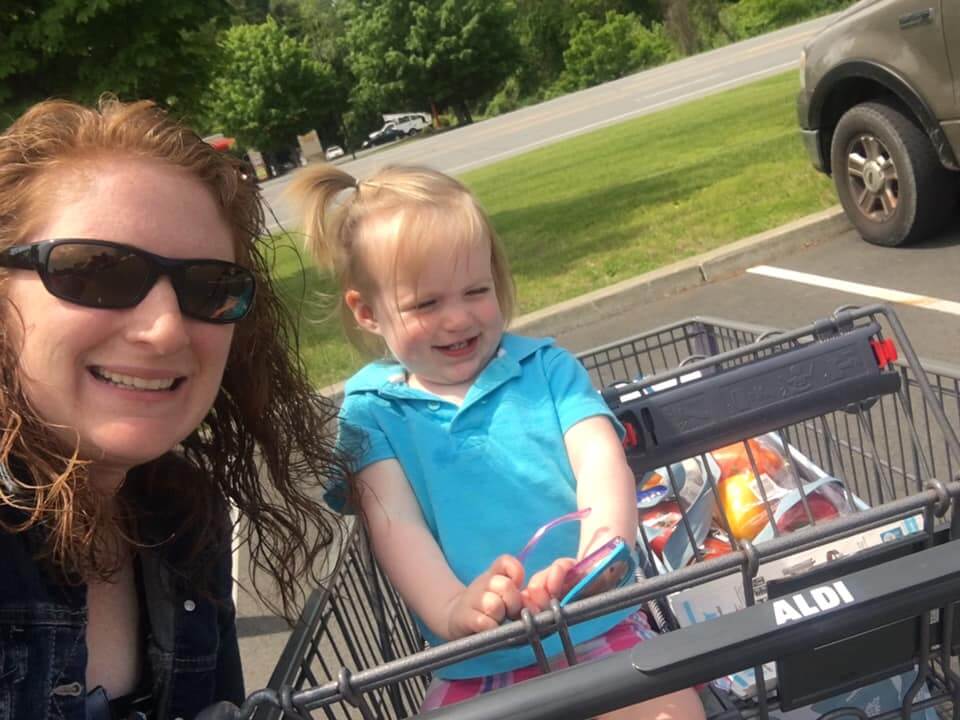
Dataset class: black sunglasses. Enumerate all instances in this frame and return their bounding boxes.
[0,239,256,324]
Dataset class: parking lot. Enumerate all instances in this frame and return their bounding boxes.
[554,217,960,367]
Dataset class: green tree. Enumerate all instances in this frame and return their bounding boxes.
[270,0,354,148]
[661,0,737,54]
[227,0,270,24]
[572,0,664,25]
[509,0,665,93]
[341,0,519,125]
[203,17,340,152]
[271,0,343,58]
[510,0,578,94]
[0,0,230,116]
[724,0,850,38]
[557,11,673,91]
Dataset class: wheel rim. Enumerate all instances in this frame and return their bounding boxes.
[844,133,899,222]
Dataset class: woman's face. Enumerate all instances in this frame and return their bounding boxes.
[4,158,236,480]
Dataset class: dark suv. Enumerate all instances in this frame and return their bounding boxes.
[797,0,960,246]
[361,122,404,149]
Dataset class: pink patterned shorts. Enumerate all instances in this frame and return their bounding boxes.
[420,609,656,711]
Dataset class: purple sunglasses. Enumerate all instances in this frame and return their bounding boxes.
[516,508,636,606]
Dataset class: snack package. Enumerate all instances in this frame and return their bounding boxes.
[638,455,721,569]
[636,433,867,572]
[638,454,720,510]
[639,500,682,559]
[709,435,862,543]
[711,437,786,480]
[711,436,791,541]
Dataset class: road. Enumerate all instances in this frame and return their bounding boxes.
[259,13,834,231]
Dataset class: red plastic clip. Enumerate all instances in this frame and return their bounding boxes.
[622,421,639,449]
[870,338,898,368]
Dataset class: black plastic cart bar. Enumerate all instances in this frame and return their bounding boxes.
[415,523,960,720]
[212,481,959,720]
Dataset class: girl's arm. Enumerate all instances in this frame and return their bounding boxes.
[566,415,638,557]
[358,457,526,641]
[522,415,637,611]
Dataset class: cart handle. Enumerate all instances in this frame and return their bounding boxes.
[605,322,902,476]
[414,538,960,719]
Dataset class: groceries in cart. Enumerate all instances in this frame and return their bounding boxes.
[633,433,936,718]
[616,357,941,719]
[636,433,865,573]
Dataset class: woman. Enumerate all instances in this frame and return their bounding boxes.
[0,98,348,720]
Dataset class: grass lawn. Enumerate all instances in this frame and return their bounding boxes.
[273,70,839,389]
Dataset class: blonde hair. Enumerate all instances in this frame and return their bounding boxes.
[288,164,515,356]
[0,97,348,619]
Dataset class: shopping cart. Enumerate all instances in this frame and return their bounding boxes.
[210,304,960,720]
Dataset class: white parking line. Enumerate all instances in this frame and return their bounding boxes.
[747,265,960,316]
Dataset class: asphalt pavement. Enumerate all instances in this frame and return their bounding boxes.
[540,212,960,367]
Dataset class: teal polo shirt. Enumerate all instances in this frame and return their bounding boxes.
[336,333,636,679]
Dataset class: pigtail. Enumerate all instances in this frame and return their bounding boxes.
[286,164,358,271]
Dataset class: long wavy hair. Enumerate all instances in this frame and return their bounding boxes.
[0,97,349,619]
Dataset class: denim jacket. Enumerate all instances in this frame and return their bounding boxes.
[0,510,244,720]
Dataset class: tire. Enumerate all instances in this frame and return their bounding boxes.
[830,101,958,247]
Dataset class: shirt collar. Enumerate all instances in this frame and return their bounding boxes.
[344,333,555,402]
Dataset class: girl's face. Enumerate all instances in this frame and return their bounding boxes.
[347,233,504,401]
[3,158,236,482]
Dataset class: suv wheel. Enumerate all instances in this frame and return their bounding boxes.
[830,101,957,247]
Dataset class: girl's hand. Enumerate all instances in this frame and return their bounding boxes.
[444,555,525,640]
[520,557,577,612]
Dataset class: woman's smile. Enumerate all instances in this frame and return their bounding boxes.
[88,366,186,393]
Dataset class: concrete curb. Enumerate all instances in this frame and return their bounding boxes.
[511,206,851,338]
[317,206,852,399]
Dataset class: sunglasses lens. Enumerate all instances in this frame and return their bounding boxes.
[179,263,254,322]
[46,243,152,308]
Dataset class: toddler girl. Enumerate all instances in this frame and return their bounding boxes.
[290,165,704,719]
